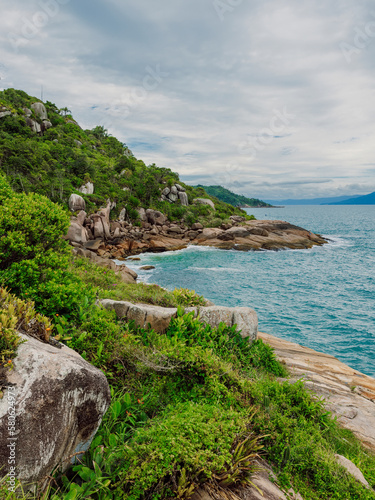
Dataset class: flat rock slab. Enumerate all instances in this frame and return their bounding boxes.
[258,332,375,452]
[101,301,258,340]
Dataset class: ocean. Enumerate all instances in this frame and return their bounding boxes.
[120,205,375,378]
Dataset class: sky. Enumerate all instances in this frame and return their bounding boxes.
[0,0,375,200]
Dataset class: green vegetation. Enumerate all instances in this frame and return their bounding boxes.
[0,90,374,500]
[0,89,249,227]
[196,185,272,208]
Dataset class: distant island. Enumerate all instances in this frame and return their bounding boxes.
[265,195,362,205]
[195,185,272,208]
[326,191,375,205]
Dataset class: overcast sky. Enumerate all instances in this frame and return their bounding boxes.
[1,0,375,200]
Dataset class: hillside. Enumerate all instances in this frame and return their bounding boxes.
[196,185,271,207]
[328,191,375,205]
[0,88,247,227]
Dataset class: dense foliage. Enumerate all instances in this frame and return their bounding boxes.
[196,185,272,208]
[0,89,250,226]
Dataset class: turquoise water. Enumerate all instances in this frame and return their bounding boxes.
[121,206,375,377]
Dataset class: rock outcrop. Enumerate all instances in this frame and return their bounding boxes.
[79,182,94,195]
[193,198,215,209]
[258,332,375,453]
[101,300,258,341]
[69,194,86,212]
[161,183,189,205]
[0,334,111,493]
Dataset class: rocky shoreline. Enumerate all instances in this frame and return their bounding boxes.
[66,202,328,283]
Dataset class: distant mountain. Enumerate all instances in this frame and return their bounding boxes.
[266,195,361,206]
[328,191,375,205]
[196,185,272,207]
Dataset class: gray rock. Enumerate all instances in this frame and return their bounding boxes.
[193,198,215,209]
[146,209,167,226]
[170,185,178,195]
[0,334,110,493]
[335,454,370,489]
[167,193,178,202]
[162,187,170,196]
[26,117,41,134]
[23,108,32,117]
[42,120,53,131]
[31,102,48,120]
[91,214,110,239]
[119,208,127,222]
[79,182,94,195]
[74,139,83,147]
[224,226,251,238]
[66,221,88,245]
[0,111,12,119]
[69,194,86,212]
[76,210,87,226]
[137,208,147,222]
[178,191,189,206]
[102,301,258,341]
[175,183,186,192]
[232,307,258,340]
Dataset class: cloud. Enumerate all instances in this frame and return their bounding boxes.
[0,0,375,199]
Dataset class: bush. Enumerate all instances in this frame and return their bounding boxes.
[0,187,70,270]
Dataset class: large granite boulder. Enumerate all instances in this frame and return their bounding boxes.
[178,191,189,206]
[66,220,88,245]
[193,198,215,209]
[69,194,86,212]
[79,182,94,195]
[146,209,167,226]
[30,102,48,120]
[0,334,110,493]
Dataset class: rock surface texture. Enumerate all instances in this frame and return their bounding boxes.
[258,332,375,453]
[101,301,258,341]
[0,334,111,492]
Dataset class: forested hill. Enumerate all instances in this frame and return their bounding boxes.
[0,88,247,225]
[195,185,272,207]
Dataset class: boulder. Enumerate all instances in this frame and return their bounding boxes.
[26,117,41,134]
[42,120,53,131]
[137,208,147,222]
[66,221,88,245]
[74,139,83,147]
[175,184,186,192]
[79,182,94,195]
[232,307,258,341]
[170,185,178,195]
[167,193,178,202]
[146,209,167,226]
[223,226,251,238]
[0,111,12,119]
[335,455,370,489]
[178,191,189,206]
[119,208,127,222]
[196,228,224,240]
[30,102,48,120]
[193,198,215,209]
[91,214,110,239]
[162,187,170,196]
[69,194,86,212]
[230,215,246,223]
[23,108,32,117]
[76,210,86,226]
[0,334,110,493]
[191,223,203,230]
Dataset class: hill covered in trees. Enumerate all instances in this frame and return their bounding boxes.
[0,88,247,226]
[196,185,272,208]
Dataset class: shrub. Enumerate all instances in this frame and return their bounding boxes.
[0,189,70,270]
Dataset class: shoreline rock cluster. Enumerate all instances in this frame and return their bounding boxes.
[65,201,328,265]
